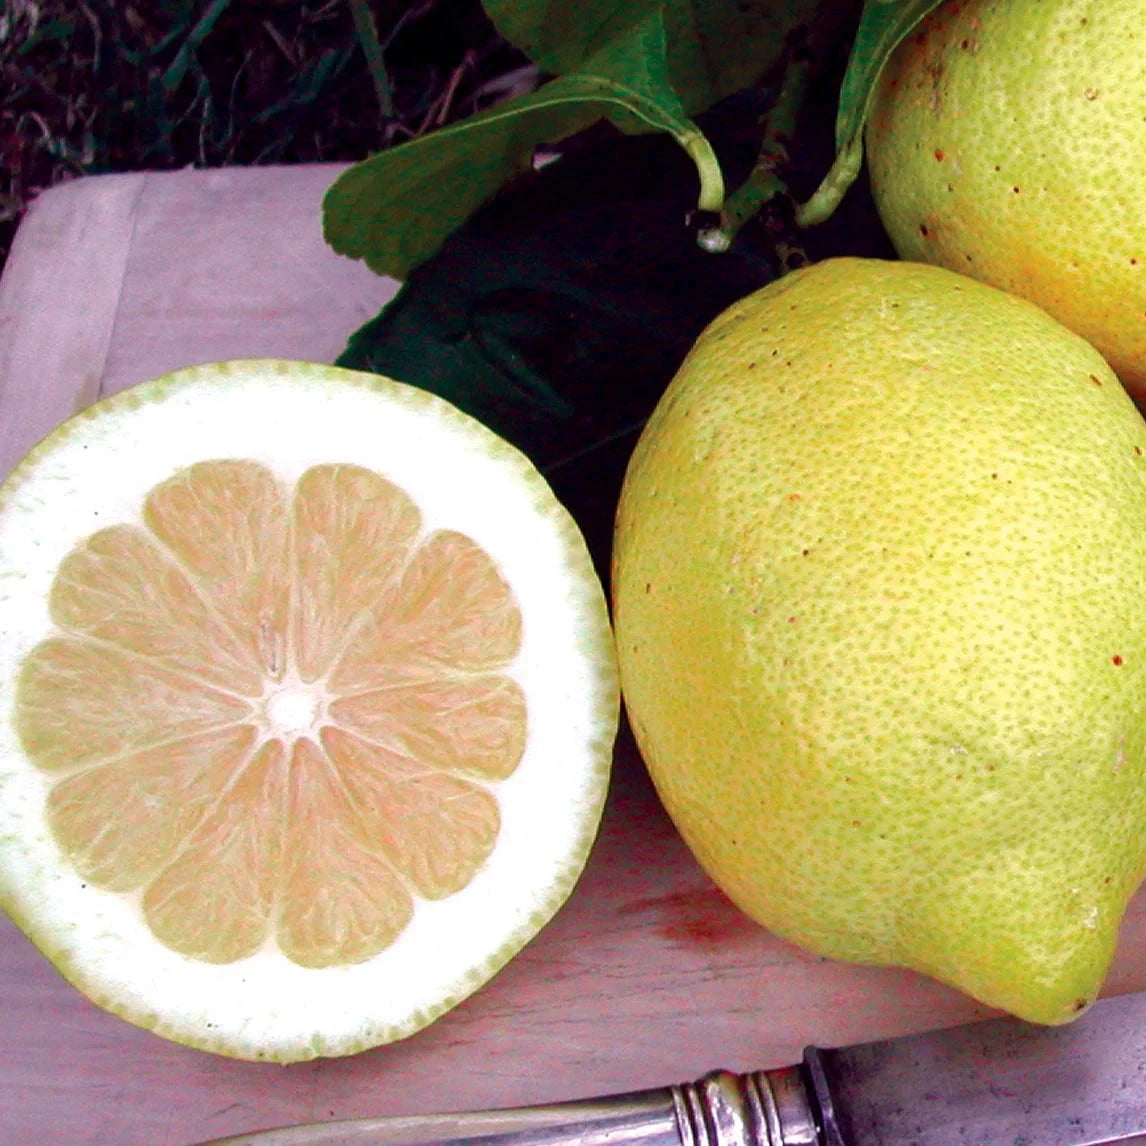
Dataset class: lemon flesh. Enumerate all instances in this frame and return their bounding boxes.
[865,0,1146,397]
[0,359,618,1061]
[613,258,1146,1026]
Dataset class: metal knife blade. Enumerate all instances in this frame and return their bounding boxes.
[808,988,1146,1145]
[192,990,1146,1146]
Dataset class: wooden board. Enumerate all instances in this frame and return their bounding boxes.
[2,164,1146,1146]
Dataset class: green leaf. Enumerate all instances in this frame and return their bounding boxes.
[482,0,662,77]
[323,11,723,279]
[484,0,823,115]
[832,0,943,153]
[796,0,944,226]
[665,0,824,112]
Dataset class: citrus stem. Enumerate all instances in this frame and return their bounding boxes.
[677,126,725,215]
[794,133,864,228]
[696,38,815,256]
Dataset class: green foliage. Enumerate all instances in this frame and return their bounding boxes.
[482,0,668,78]
[319,0,942,560]
[484,0,821,114]
[798,0,945,225]
[323,0,952,278]
[324,11,727,279]
[323,0,828,279]
[833,0,943,153]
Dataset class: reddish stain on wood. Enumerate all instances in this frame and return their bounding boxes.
[621,886,761,950]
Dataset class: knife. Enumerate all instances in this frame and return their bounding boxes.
[192,989,1146,1146]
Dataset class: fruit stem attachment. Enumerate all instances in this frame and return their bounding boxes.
[678,126,726,216]
[793,134,862,228]
[696,34,815,257]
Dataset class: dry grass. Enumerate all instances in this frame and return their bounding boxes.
[0,0,532,270]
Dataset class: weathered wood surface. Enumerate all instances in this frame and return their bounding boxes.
[1,164,1144,1146]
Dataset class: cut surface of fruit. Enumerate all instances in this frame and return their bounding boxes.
[0,359,618,1061]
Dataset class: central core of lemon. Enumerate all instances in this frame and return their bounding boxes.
[261,680,325,738]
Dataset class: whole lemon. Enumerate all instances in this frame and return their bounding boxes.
[864,0,1146,398]
[612,258,1146,1025]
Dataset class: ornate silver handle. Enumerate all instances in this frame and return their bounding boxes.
[191,1066,823,1146]
[675,1067,820,1146]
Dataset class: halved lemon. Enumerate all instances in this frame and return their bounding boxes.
[0,359,618,1061]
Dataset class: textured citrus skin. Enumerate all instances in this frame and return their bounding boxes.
[612,258,1146,1025]
[865,0,1146,397]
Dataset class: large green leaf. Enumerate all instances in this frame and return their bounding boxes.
[796,0,944,225]
[484,0,822,114]
[323,11,722,279]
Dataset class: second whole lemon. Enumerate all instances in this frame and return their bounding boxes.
[612,257,1146,1025]
[863,0,1146,398]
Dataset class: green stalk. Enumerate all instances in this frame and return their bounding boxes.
[677,126,726,215]
[794,135,863,227]
[696,39,813,255]
[347,0,395,121]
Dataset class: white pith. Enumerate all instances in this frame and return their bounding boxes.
[257,676,328,740]
[0,359,618,1061]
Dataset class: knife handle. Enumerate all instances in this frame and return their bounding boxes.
[676,1066,821,1146]
[192,1066,824,1146]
